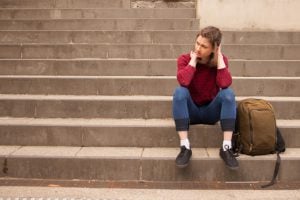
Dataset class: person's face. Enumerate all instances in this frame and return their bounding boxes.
[194,35,214,59]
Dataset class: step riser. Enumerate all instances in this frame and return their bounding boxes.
[223,31,300,44]
[0,9,196,19]
[0,60,299,77]
[230,61,300,77]
[224,45,300,60]
[0,78,298,97]
[2,31,300,44]
[0,100,298,119]
[232,79,300,97]
[0,99,172,119]
[0,19,199,31]
[0,31,197,44]
[0,0,195,9]
[2,156,299,182]
[0,125,298,147]
[142,159,300,182]
[0,0,131,8]
[0,60,174,76]
[2,157,140,180]
[131,0,195,9]
[1,44,299,60]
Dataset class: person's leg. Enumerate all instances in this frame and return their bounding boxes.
[197,88,238,169]
[173,86,202,145]
[172,86,202,168]
[197,88,236,140]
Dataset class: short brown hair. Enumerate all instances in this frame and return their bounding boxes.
[197,26,222,48]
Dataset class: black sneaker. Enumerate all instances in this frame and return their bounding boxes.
[175,146,192,168]
[219,145,239,170]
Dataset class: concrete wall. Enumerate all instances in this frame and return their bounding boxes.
[197,0,300,31]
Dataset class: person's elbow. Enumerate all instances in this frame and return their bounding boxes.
[218,78,232,89]
[177,74,191,87]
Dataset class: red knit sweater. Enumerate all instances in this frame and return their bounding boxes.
[177,53,232,106]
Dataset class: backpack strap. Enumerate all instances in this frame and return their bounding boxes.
[261,152,281,188]
[261,128,285,188]
[276,128,286,153]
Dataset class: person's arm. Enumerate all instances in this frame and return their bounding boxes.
[176,52,197,86]
[216,45,232,88]
[217,45,226,70]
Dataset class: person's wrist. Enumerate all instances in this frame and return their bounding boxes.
[217,65,226,69]
[218,53,223,59]
[217,61,226,69]
[217,53,225,69]
[189,59,197,67]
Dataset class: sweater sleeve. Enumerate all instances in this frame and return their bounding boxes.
[216,55,232,88]
[176,54,196,87]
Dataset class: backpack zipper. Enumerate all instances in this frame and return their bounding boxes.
[248,110,254,153]
[248,108,271,153]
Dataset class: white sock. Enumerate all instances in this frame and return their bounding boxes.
[180,138,190,149]
[223,140,232,151]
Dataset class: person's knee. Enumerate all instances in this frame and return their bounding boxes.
[173,86,190,101]
[219,88,235,103]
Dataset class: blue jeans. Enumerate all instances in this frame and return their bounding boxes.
[172,86,236,132]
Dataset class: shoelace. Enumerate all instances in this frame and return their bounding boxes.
[179,147,186,156]
[224,145,236,159]
[224,144,230,151]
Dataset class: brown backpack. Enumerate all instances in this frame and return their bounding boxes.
[237,98,277,155]
[233,98,285,188]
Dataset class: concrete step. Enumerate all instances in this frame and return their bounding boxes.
[132,0,196,9]
[0,8,196,19]
[0,76,298,97]
[1,187,300,199]
[0,30,197,44]
[224,31,300,44]
[2,31,300,44]
[0,19,199,31]
[0,118,298,148]
[0,59,299,77]
[0,0,195,9]
[0,0,131,9]
[0,145,299,182]
[1,44,299,60]
[0,95,298,119]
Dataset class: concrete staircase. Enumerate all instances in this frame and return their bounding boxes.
[0,0,299,186]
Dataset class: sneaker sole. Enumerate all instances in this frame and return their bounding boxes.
[175,162,189,168]
[227,165,239,170]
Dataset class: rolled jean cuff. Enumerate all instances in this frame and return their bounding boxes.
[175,118,189,131]
[221,118,236,132]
